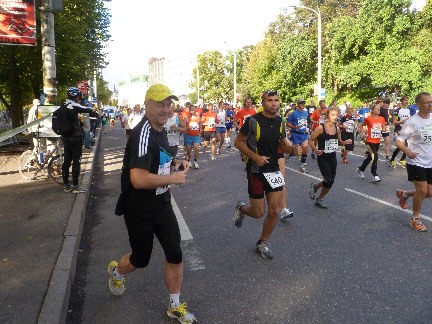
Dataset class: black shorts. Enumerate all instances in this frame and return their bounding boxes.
[247,171,283,199]
[124,194,182,267]
[341,132,354,151]
[406,163,432,184]
[203,131,216,141]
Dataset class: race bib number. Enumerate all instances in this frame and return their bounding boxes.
[371,127,381,138]
[263,171,285,189]
[189,121,199,131]
[344,121,354,133]
[208,117,215,128]
[420,125,432,144]
[298,118,308,129]
[156,161,171,195]
[319,116,326,124]
[324,139,338,153]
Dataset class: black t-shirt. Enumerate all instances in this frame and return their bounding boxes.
[379,107,389,124]
[120,116,172,201]
[240,112,286,174]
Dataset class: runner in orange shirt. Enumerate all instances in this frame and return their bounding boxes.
[234,97,256,130]
[179,103,202,169]
[310,100,327,159]
[202,103,217,160]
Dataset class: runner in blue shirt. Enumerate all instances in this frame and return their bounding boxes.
[287,99,310,173]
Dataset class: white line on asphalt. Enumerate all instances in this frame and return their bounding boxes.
[285,166,322,181]
[349,152,388,162]
[171,196,193,241]
[345,188,432,222]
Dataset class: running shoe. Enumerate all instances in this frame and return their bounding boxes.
[299,166,308,173]
[188,161,193,168]
[315,198,328,208]
[107,261,125,295]
[233,201,246,228]
[279,208,294,219]
[342,158,349,164]
[386,158,392,167]
[356,168,365,179]
[71,186,86,194]
[396,189,408,209]
[256,241,273,259]
[167,302,197,324]
[193,161,199,169]
[399,160,406,168]
[63,183,72,192]
[217,149,222,155]
[309,183,318,200]
[372,176,381,183]
[210,155,216,161]
[227,145,232,149]
[311,152,316,160]
[389,160,397,168]
[410,218,427,232]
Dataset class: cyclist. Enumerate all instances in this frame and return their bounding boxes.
[62,87,93,193]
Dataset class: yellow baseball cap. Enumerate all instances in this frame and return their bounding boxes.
[145,84,179,102]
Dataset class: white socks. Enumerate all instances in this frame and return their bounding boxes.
[112,266,124,279]
[170,293,180,308]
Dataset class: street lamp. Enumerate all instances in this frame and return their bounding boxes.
[290,5,322,102]
[224,42,237,107]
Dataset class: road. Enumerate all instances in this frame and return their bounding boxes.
[67,124,432,323]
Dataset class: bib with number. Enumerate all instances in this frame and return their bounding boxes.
[344,121,355,133]
[298,118,308,129]
[156,161,171,195]
[324,139,338,153]
[208,117,215,128]
[420,125,432,144]
[371,125,382,138]
[263,171,285,189]
[189,121,199,131]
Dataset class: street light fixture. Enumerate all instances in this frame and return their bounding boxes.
[290,5,322,102]
[224,41,237,107]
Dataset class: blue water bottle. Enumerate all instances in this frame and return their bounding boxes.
[39,152,44,164]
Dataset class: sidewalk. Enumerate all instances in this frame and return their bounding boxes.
[0,130,100,324]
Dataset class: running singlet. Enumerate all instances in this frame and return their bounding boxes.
[311,109,327,130]
[364,115,385,144]
[216,110,226,128]
[186,113,201,136]
[340,114,356,133]
[287,109,309,133]
[357,107,370,123]
[394,108,411,133]
[225,109,234,126]
[317,124,339,154]
[236,108,257,128]
[202,112,217,132]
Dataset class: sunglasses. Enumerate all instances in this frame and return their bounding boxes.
[262,90,279,99]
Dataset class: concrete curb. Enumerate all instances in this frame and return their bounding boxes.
[38,128,101,324]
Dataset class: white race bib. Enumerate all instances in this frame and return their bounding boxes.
[324,139,338,153]
[208,117,215,128]
[420,125,432,144]
[156,161,171,195]
[263,171,285,189]
[298,118,308,129]
[371,127,381,138]
[189,121,199,131]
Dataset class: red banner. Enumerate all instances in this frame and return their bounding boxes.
[0,0,36,46]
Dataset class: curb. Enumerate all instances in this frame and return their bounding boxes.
[37,128,101,324]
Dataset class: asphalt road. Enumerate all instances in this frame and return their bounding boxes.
[67,125,432,324]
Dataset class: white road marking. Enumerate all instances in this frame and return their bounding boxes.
[345,188,432,222]
[349,152,388,162]
[285,166,321,181]
[171,196,193,241]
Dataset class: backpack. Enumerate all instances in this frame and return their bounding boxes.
[52,103,74,136]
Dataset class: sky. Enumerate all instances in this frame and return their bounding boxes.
[102,0,427,90]
[102,0,297,89]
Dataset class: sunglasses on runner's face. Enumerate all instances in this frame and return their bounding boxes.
[262,90,279,99]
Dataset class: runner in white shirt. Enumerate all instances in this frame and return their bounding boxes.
[215,104,227,154]
[128,104,144,129]
[395,92,432,232]
[164,105,181,158]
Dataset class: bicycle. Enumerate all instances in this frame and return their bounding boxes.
[18,134,64,184]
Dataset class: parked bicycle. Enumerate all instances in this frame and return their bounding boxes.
[18,133,64,184]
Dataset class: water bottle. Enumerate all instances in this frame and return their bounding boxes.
[39,151,44,164]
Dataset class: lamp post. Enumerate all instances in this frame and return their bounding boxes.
[224,42,237,107]
[290,5,322,102]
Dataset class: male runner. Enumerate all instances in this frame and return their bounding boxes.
[287,99,310,173]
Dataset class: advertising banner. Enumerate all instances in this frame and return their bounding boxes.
[37,105,60,138]
[0,0,37,46]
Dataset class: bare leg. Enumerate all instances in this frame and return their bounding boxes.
[260,191,283,241]
[165,262,183,294]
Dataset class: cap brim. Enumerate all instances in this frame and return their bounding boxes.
[166,95,179,101]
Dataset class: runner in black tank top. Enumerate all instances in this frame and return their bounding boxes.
[308,107,352,208]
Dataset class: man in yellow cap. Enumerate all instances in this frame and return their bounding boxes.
[108,84,197,323]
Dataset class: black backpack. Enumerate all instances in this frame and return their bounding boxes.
[52,103,74,136]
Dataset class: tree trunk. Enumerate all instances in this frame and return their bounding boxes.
[8,48,24,128]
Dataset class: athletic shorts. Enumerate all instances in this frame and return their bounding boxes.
[406,163,432,184]
[290,132,309,145]
[216,127,227,133]
[247,171,283,199]
[225,123,233,131]
[184,134,201,146]
[203,131,216,141]
[341,132,354,151]
[124,195,182,267]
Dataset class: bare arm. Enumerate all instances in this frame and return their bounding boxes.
[308,125,323,155]
[234,132,269,166]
